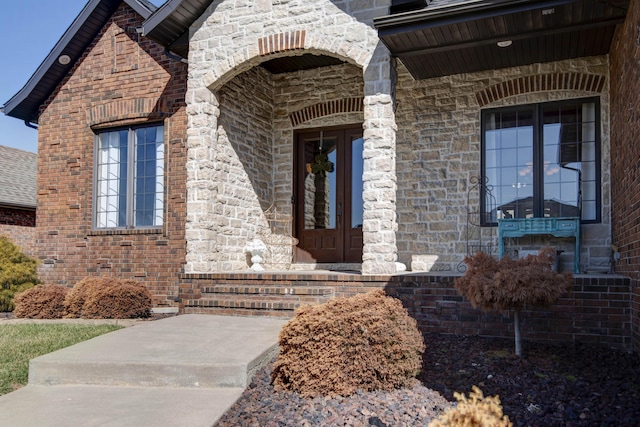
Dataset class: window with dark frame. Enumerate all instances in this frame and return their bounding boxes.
[94,124,165,229]
[481,97,600,225]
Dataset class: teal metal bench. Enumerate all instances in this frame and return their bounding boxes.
[497,217,581,273]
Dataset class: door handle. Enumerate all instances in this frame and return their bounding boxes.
[337,202,342,228]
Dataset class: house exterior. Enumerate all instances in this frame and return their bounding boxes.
[2,0,639,352]
[0,145,37,256]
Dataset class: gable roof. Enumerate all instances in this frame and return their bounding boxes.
[142,0,211,59]
[375,0,630,79]
[0,146,37,210]
[2,0,158,124]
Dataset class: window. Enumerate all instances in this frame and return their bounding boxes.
[94,124,164,229]
[482,98,600,225]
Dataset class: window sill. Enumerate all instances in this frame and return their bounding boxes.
[89,228,163,236]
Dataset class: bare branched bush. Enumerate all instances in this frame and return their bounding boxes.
[271,289,425,397]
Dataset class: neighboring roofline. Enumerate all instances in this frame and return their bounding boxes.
[0,202,37,211]
[2,0,157,123]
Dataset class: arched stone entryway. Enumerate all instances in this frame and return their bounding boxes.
[184,0,398,275]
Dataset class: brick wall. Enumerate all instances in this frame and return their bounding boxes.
[609,0,640,354]
[35,4,188,306]
[0,207,35,227]
[0,225,37,258]
[180,272,632,351]
[383,275,632,351]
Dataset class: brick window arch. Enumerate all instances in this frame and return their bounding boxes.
[475,73,606,107]
[289,98,363,126]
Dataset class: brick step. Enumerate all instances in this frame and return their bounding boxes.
[183,306,294,318]
[202,285,334,296]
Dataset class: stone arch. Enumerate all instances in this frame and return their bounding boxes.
[203,29,371,92]
[475,72,606,107]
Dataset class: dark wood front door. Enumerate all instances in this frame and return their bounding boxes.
[294,126,364,263]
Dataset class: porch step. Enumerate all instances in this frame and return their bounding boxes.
[182,283,336,317]
[289,262,362,272]
[202,285,333,296]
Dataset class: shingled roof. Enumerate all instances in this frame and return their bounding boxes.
[0,146,37,209]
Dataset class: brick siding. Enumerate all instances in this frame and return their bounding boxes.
[180,273,632,351]
[609,0,640,354]
[0,207,35,227]
[35,4,188,306]
[0,224,37,258]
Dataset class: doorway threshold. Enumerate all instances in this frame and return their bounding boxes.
[290,263,362,273]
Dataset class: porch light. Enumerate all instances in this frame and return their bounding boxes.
[497,40,512,48]
[58,55,71,65]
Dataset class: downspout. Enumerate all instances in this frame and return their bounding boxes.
[164,49,188,64]
[24,121,38,130]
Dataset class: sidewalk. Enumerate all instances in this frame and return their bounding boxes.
[0,314,286,427]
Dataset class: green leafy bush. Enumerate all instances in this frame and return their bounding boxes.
[13,285,69,319]
[271,289,425,397]
[0,236,39,312]
[428,386,512,427]
[64,277,151,319]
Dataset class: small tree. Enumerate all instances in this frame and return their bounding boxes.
[455,247,572,356]
[0,235,39,312]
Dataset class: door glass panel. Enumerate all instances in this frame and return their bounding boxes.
[351,137,364,229]
[303,135,337,230]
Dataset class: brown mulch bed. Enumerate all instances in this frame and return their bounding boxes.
[218,333,640,427]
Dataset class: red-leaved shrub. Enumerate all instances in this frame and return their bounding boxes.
[13,284,69,319]
[271,289,425,397]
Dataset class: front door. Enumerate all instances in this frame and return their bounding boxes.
[294,126,364,263]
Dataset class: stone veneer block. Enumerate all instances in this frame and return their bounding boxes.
[411,255,439,272]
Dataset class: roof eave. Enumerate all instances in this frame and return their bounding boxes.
[2,0,157,123]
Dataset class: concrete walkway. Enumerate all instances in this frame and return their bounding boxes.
[0,314,287,427]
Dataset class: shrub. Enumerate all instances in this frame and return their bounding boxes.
[428,386,512,427]
[0,235,39,312]
[13,285,69,319]
[455,248,572,356]
[271,289,425,397]
[64,277,151,319]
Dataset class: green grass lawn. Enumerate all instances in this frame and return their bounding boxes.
[0,323,123,395]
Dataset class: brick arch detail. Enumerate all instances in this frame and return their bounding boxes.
[258,30,306,56]
[475,73,606,107]
[88,98,168,126]
[289,97,364,126]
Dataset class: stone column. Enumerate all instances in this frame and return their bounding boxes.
[184,83,220,273]
[361,52,398,275]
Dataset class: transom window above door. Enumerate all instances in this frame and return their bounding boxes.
[481,98,600,225]
[94,124,164,229]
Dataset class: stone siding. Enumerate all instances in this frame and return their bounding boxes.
[609,0,640,354]
[185,0,397,274]
[395,57,612,273]
[214,66,275,270]
[35,4,188,306]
